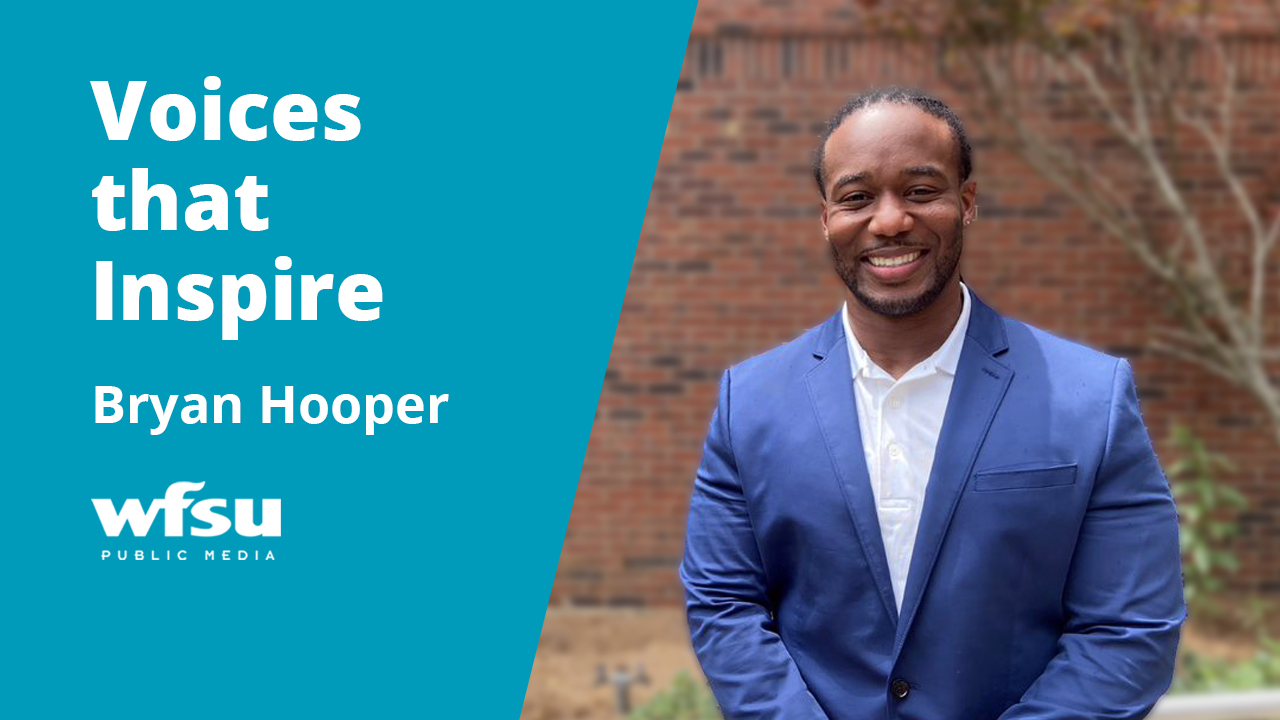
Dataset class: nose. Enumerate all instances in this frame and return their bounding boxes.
[867,196,914,237]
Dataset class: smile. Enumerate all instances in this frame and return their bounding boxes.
[867,251,921,267]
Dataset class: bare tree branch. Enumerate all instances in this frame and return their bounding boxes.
[867,0,1280,446]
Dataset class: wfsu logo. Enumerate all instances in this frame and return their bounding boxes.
[92,481,280,537]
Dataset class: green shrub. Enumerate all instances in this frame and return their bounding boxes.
[1163,425,1278,694]
[628,671,722,720]
[1167,425,1247,620]
[1174,638,1280,693]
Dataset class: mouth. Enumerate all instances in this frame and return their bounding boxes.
[861,248,928,282]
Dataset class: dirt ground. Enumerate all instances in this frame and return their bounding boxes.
[520,607,1254,720]
[521,608,704,720]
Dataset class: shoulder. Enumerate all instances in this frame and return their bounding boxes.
[998,314,1126,391]
[723,314,836,390]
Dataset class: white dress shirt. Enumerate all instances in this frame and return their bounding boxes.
[841,283,972,612]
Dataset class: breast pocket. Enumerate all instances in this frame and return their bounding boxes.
[972,463,1077,492]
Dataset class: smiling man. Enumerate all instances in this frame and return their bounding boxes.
[680,87,1185,719]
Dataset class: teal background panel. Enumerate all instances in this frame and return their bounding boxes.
[0,2,695,717]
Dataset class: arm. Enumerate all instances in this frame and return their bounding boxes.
[999,359,1187,720]
[680,370,831,720]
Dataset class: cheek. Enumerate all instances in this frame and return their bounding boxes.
[920,202,962,224]
[825,214,862,240]
[915,209,962,239]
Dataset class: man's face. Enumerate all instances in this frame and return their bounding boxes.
[820,104,976,317]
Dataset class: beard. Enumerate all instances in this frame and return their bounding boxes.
[830,219,963,318]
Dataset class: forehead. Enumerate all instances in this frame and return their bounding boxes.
[823,103,958,184]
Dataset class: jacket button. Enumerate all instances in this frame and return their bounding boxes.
[891,679,910,699]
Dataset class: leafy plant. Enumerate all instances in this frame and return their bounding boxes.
[1174,638,1280,694]
[1165,424,1246,619]
[628,671,722,720]
[1160,425,1280,694]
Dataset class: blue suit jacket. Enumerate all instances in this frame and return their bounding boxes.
[680,291,1185,720]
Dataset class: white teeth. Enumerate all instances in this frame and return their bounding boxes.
[868,251,921,268]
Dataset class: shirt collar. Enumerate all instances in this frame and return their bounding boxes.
[841,282,972,381]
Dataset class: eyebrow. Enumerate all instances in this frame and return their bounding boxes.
[830,172,869,193]
[830,165,947,194]
[904,165,946,180]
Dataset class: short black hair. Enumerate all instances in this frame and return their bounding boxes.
[812,86,973,198]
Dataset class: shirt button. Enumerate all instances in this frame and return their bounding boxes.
[888,444,902,460]
[891,678,910,699]
[888,396,903,409]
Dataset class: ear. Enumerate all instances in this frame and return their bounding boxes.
[820,199,830,241]
[960,179,977,226]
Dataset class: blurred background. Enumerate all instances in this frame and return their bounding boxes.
[524,1,1280,717]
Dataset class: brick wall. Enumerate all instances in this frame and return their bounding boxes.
[549,2,1280,608]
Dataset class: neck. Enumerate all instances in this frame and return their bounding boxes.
[846,280,964,380]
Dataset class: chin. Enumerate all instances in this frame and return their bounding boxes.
[853,275,946,318]
[854,293,932,318]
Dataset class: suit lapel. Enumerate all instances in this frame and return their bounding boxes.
[805,314,899,627]
[893,293,1013,654]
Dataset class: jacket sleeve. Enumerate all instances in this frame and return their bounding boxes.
[680,370,831,720]
[998,359,1187,719]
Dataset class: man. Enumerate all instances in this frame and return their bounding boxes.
[679,87,1185,719]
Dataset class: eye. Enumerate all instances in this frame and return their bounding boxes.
[906,186,940,200]
[841,191,872,206]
